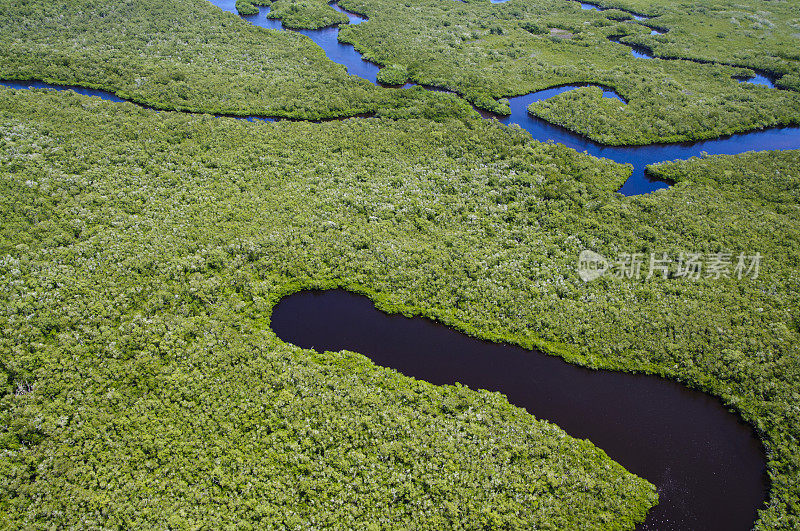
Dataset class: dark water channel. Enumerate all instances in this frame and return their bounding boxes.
[272,289,768,531]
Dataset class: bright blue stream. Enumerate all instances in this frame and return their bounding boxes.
[576,0,647,20]
[1,0,798,196]
[195,0,800,195]
[608,35,778,89]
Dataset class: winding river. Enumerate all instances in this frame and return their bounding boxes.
[216,0,800,197]
[231,8,776,528]
[2,0,799,195]
[1,3,792,528]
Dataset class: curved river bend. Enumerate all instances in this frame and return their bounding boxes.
[3,0,800,194]
[212,0,800,195]
[185,0,800,196]
[272,289,767,531]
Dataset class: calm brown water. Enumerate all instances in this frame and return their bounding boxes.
[271,289,767,530]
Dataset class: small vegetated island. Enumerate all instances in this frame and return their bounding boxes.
[0,0,798,528]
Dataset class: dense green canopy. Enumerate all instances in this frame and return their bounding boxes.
[333,0,800,143]
[0,88,655,528]
[1,0,800,528]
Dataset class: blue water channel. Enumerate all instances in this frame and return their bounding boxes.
[2,0,798,196]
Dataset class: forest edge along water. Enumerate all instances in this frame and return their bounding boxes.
[205,0,800,195]
[0,5,783,524]
[271,289,768,531]
[2,0,800,195]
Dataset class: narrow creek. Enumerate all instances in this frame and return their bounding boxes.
[236,8,773,529]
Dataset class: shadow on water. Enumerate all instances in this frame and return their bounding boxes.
[734,72,778,88]
[0,79,280,122]
[609,36,654,59]
[572,0,649,20]
[271,289,768,531]
[486,89,800,195]
[608,34,778,89]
